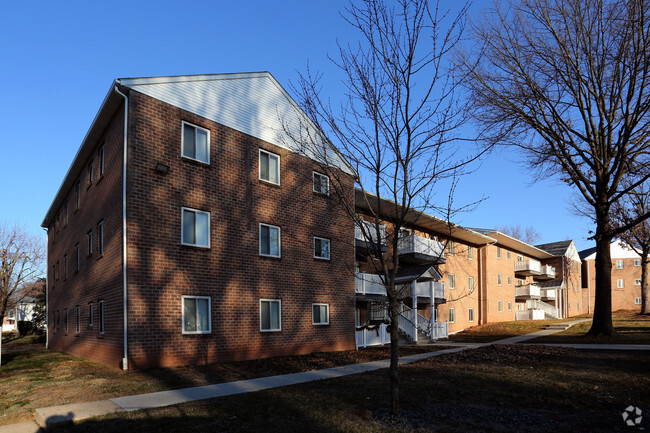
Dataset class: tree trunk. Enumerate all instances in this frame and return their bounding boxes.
[641,252,650,315]
[586,232,616,337]
[389,297,400,416]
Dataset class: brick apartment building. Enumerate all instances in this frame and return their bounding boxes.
[42,72,357,369]
[580,241,646,312]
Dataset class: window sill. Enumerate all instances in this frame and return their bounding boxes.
[96,254,104,261]
[259,254,281,260]
[314,257,331,261]
[258,179,281,188]
[86,183,92,190]
[180,243,211,250]
[181,156,211,167]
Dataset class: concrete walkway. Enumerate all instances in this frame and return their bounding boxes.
[1,318,643,432]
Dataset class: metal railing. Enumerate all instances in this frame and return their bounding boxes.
[356,323,389,348]
[355,220,386,245]
[397,234,445,259]
[540,265,556,278]
[514,259,541,273]
[355,273,387,295]
[515,284,541,298]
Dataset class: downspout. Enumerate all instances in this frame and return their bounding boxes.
[587,260,591,314]
[479,246,484,324]
[114,85,129,371]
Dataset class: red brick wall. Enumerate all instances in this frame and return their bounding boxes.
[47,104,126,367]
[582,258,642,313]
[124,91,356,368]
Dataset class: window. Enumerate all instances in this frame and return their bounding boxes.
[65,309,68,333]
[99,144,105,176]
[507,276,512,285]
[635,279,642,286]
[635,297,642,305]
[75,243,80,272]
[448,241,454,255]
[314,237,330,260]
[260,299,281,331]
[448,274,455,290]
[89,303,94,327]
[507,250,511,260]
[634,259,642,267]
[259,149,280,184]
[75,182,81,210]
[87,230,93,255]
[181,208,210,248]
[497,246,501,259]
[99,300,105,334]
[508,301,513,311]
[468,246,474,260]
[617,279,625,289]
[517,254,523,262]
[88,161,94,185]
[97,220,104,254]
[616,260,624,269]
[498,300,503,313]
[64,254,68,279]
[182,296,211,334]
[259,223,281,257]
[76,306,80,334]
[312,303,329,325]
[468,308,474,322]
[497,273,502,285]
[468,276,474,293]
[182,121,210,163]
[369,302,386,321]
[313,172,329,195]
[448,308,455,323]
[64,201,68,226]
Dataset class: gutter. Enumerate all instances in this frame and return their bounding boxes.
[113,85,129,371]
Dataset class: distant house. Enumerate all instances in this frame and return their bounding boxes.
[1,297,37,333]
[580,241,645,312]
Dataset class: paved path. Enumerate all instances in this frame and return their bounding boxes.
[1,318,644,432]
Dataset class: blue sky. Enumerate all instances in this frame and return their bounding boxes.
[0,0,594,251]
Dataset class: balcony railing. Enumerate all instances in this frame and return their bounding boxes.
[355,220,386,245]
[515,284,541,299]
[397,234,445,262]
[355,273,387,295]
[515,309,545,320]
[538,265,556,279]
[356,323,389,348]
[541,288,556,300]
[413,280,445,299]
[514,259,541,275]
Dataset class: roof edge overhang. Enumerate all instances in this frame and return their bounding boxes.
[474,230,555,260]
[354,188,496,246]
[42,81,125,228]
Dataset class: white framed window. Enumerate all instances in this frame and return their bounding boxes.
[508,301,513,311]
[498,300,503,313]
[99,144,105,176]
[468,308,474,322]
[98,220,104,254]
[182,295,211,334]
[64,254,68,279]
[76,306,80,334]
[507,276,512,285]
[635,297,642,304]
[448,307,455,323]
[88,303,94,327]
[74,243,80,272]
[313,172,329,195]
[181,208,210,248]
[616,260,624,269]
[65,309,68,333]
[181,121,210,163]
[468,276,474,293]
[88,161,94,185]
[260,299,281,331]
[314,237,330,260]
[497,273,502,285]
[635,279,642,286]
[448,274,455,290]
[507,250,511,260]
[468,246,474,260]
[312,303,329,325]
[64,201,68,226]
[87,230,93,255]
[75,181,81,210]
[259,223,281,257]
[617,279,625,289]
[99,300,105,334]
[497,246,502,259]
[634,259,642,267]
[259,149,280,185]
[517,254,523,262]
[448,241,454,255]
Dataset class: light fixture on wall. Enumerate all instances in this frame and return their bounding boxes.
[155,162,170,175]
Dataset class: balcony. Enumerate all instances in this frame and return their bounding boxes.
[355,273,387,296]
[397,234,445,264]
[355,220,387,253]
[536,265,556,280]
[413,280,446,300]
[515,284,541,300]
[515,309,545,320]
[541,288,556,301]
[514,259,541,276]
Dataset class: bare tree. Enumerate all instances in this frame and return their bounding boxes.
[0,223,45,365]
[496,224,541,245]
[289,0,486,415]
[613,183,650,315]
[457,0,650,336]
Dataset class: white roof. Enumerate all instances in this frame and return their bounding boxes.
[117,72,353,174]
[582,241,642,260]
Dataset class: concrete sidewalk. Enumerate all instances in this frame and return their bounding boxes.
[0,318,641,432]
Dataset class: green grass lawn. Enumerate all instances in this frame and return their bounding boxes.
[42,345,650,433]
